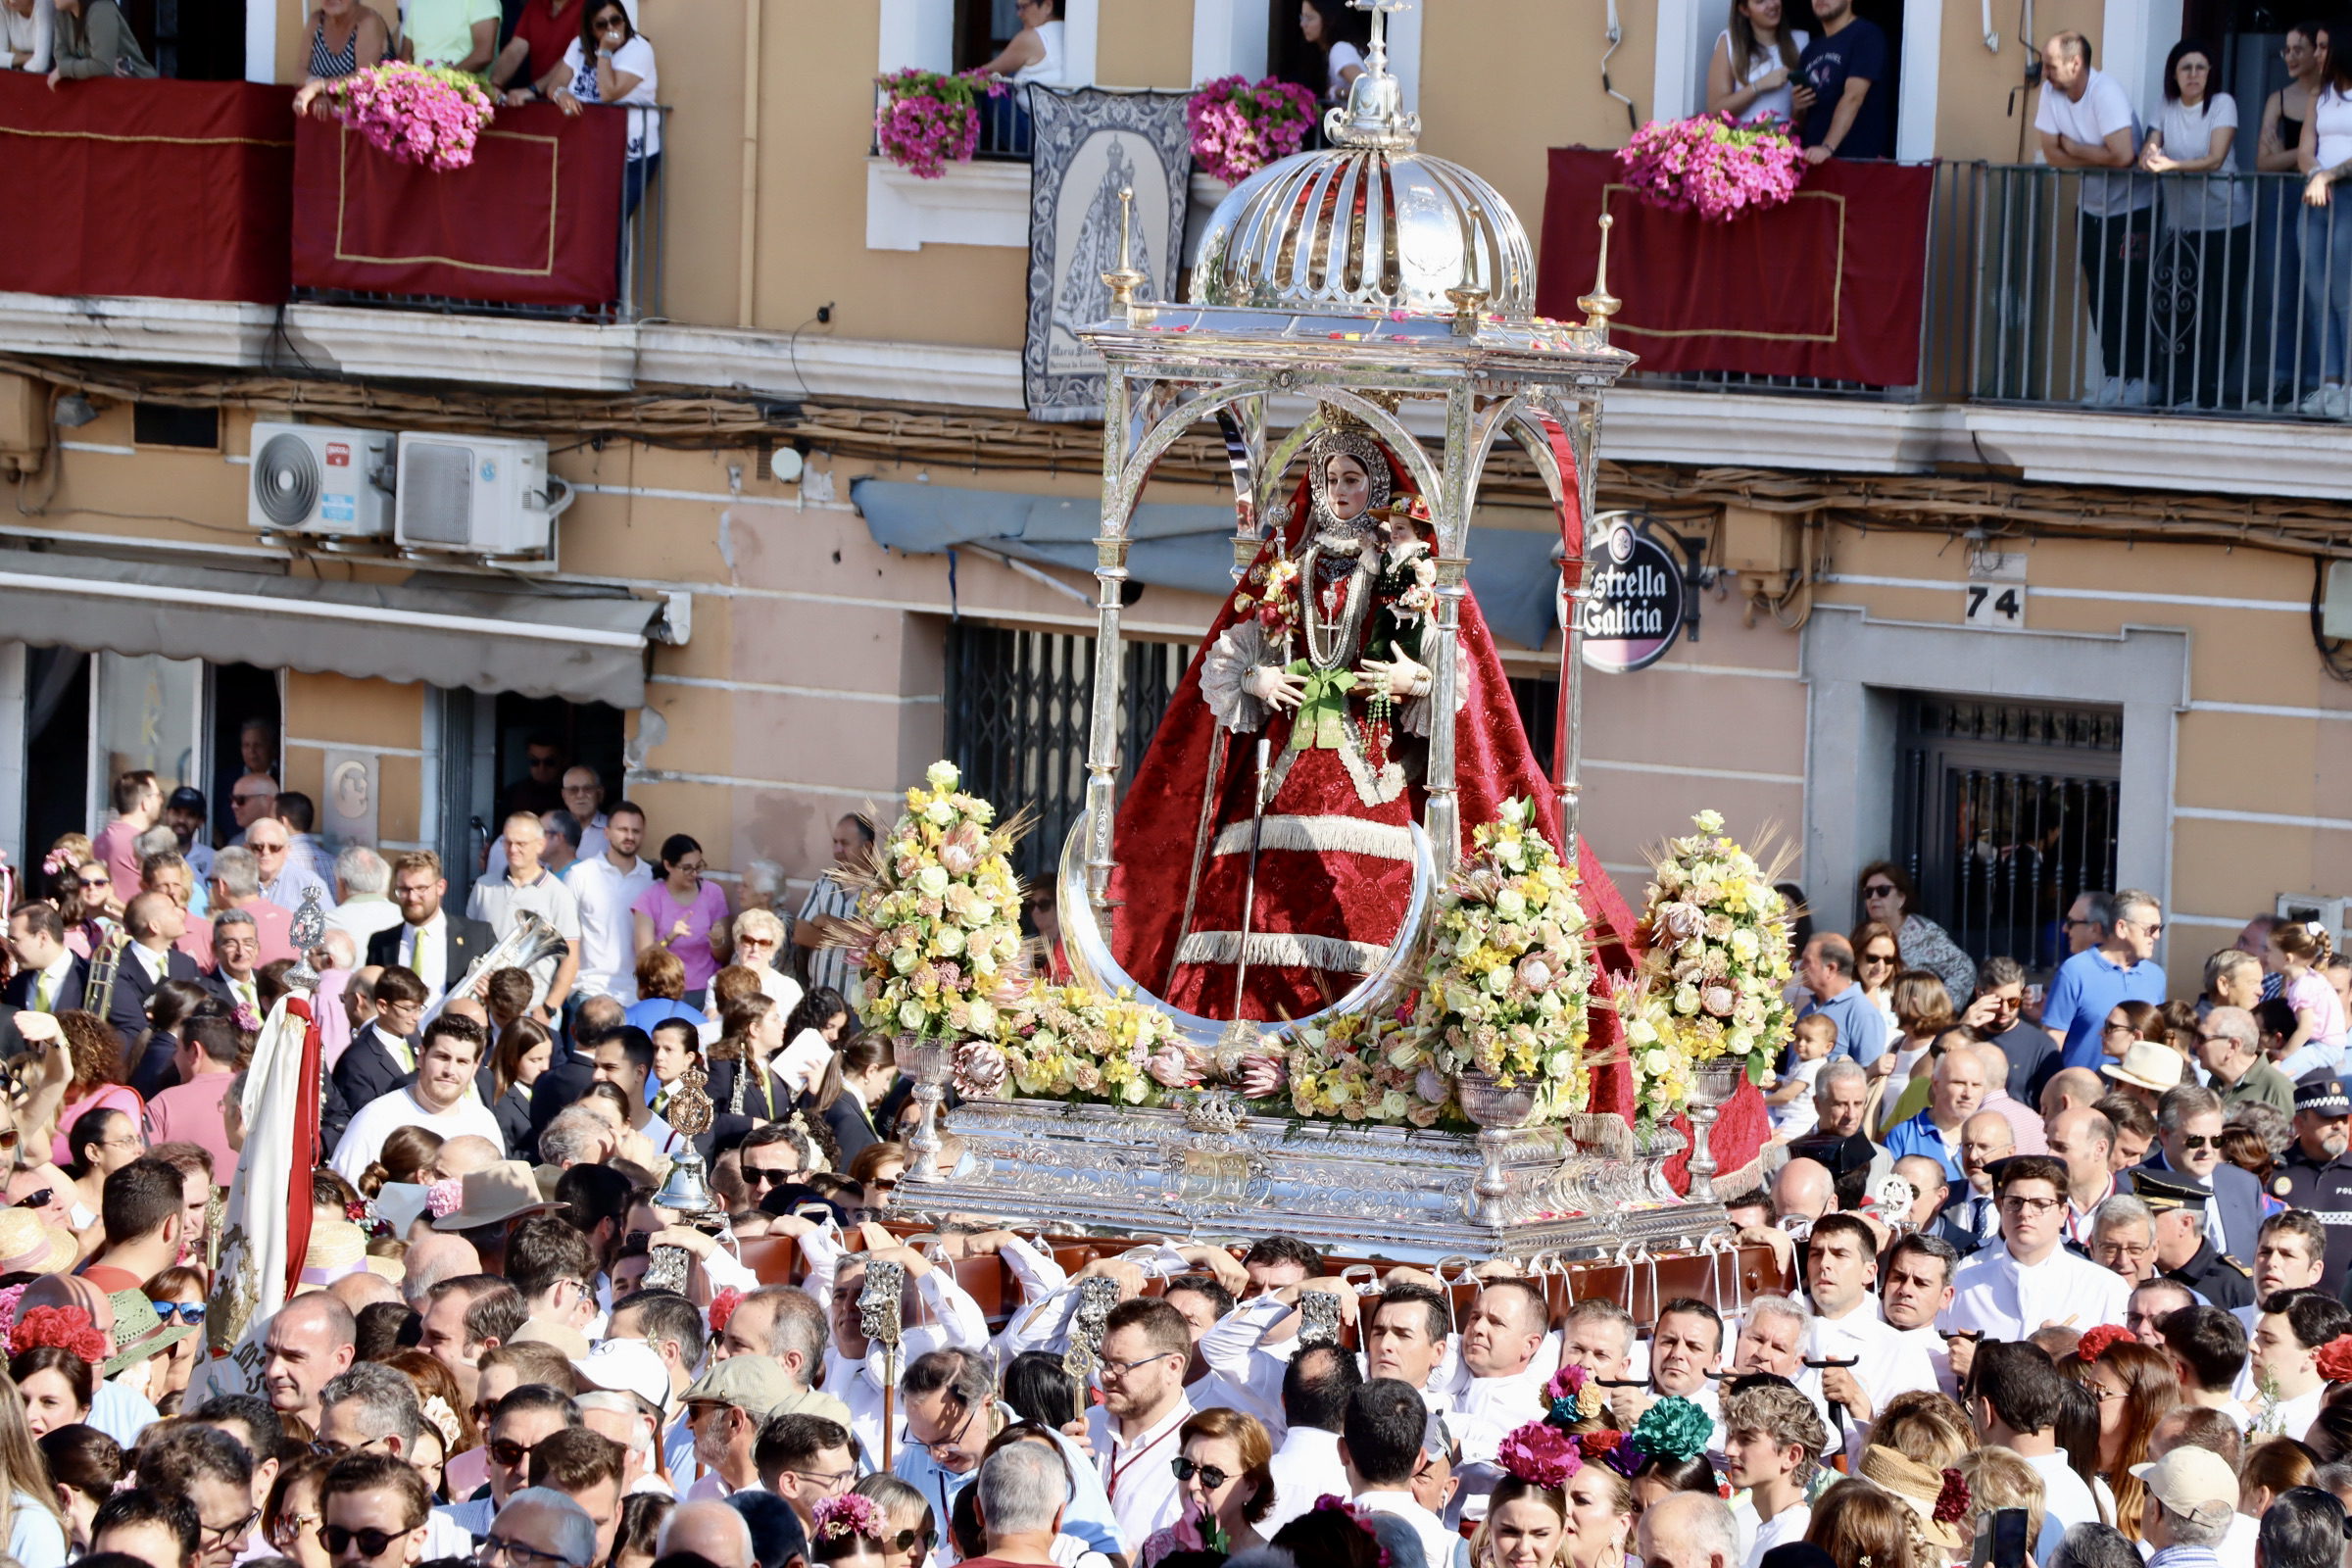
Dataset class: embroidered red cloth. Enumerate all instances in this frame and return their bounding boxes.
[290,103,624,307]
[1537,148,1936,388]
[0,74,293,303]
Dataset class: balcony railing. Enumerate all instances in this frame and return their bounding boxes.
[872,81,1035,163]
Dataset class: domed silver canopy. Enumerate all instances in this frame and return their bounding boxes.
[1186,18,1535,319]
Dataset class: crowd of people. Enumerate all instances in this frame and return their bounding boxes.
[0,757,2350,1568]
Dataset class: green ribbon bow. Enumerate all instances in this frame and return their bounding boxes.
[1286,660,1357,751]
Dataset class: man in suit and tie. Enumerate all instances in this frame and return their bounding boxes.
[368,850,495,1007]
[203,909,265,1014]
[2135,1083,2264,1267]
[108,892,200,1045]
[326,964,430,1149]
[1935,1112,2017,1254]
[4,903,86,1014]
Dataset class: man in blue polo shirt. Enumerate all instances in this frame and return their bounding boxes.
[1799,933,1888,1067]
[2043,888,2168,1073]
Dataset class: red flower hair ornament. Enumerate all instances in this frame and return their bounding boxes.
[2076,1325,2132,1362]
[1933,1468,1971,1526]
[10,1304,106,1363]
[2316,1334,2352,1384]
[709,1289,744,1335]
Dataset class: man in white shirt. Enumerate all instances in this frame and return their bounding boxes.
[1804,1212,1940,1461]
[1344,1378,1456,1568]
[808,1232,989,1465]
[2248,1291,2348,1440]
[1613,1298,1723,1431]
[323,846,404,950]
[1085,1297,1197,1553]
[566,803,652,1005]
[1436,1279,1553,1467]
[2034,31,2156,406]
[332,1014,507,1180]
[2159,1303,2255,1431]
[245,815,332,918]
[1964,1340,2105,1534]
[1879,1233,1962,1397]
[467,813,582,1022]
[1722,1379,1828,1568]
[1260,1343,1357,1537]
[1940,1153,2132,1342]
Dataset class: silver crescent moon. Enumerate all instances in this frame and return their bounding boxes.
[1054,813,1437,1052]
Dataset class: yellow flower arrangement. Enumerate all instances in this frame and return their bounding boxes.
[1620,808,1795,1125]
[1405,796,1598,1124]
[994,982,1199,1105]
[854,760,1029,1043]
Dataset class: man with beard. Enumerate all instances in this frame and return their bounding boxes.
[2272,1072,2352,1295]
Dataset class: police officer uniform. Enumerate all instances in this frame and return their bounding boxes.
[2272,1071,2352,1300]
[2135,1168,2256,1311]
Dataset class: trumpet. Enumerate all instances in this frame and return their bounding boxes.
[422,910,570,1024]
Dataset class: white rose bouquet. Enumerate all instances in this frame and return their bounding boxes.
[1405,796,1598,1123]
[1619,808,1794,1125]
[836,760,1030,1043]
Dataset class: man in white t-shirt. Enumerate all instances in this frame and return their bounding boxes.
[1345,1379,1457,1568]
[1803,1213,1940,1461]
[332,1015,506,1180]
[565,802,652,1006]
[2034,30,2156,405]
[466,812,582,1021]
[1723,1379,1828,1568]
[1965,1339,2105,1535]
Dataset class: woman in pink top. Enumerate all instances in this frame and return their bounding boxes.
[48,1012,143,1168]
[631,834,732,1005]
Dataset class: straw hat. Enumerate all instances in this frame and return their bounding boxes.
[2102,1040,2185,1094]
[511,1318,592,1360]
[430,1161,564,1232]
[296,1220,370,1292]
[1857,1445,1967,1550]
[103,1289,198,1378]
[0,1209,77,1277]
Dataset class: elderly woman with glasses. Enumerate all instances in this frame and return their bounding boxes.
[1854,861,1978,1008]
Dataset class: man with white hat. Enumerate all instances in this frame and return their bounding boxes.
[2131,1446,2240,1565]
[575,1339,674,1496]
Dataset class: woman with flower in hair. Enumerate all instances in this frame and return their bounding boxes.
[1473,1474,1568,1566]
[811,1494,892,1564]
[2082,1329,2178,1541]
[848,1475,934,1568]
[1807,1475,1927,1568]
[1269,1497,1394,1568]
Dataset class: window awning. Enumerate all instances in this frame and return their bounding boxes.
[0,548,664,708]
[851,479,1564,650]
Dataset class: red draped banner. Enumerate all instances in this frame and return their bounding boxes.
[0,74,293,303]
[291,104,624,307]
[1539,148,1936,388]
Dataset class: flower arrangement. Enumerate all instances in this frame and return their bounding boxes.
[11,1304,106,1362]
[314,62,497,173]
[1618,809,1795,1126]
[851,761,1028,1043]
[1498,1365,1717,1492]
[1615,113,1803,223]
[1185,74,1319,184]
[995,982,1196,1106]
[874,69,1008,179]
[1231,554,1302,641]
[1410,796,1597,1122]
[1274,1005,1437,1126]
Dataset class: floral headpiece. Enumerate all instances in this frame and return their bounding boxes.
[2076,1325,2132,1362]
[424,1178,466,1220]
[11,1304,107,1363]
[1309,1495,1392,1566]
[710,1288,744,1335]
[1501,1365,1716,1488]
[1933,1468,1971,1527]
[2317,1334,2352,1384]
[811,1494,884,1544]
[0,1284,29,1343]
[40,849,71,876]
[419,1395,462,1449]
[232,1003,262,1034]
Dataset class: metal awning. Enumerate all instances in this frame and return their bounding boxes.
[851,479,1563,650]
[0,548,663,708]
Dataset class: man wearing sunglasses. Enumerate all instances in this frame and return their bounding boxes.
[2136,1170,2255,1312]
[320,1451,433,1568]
[2135,1084,2264,1274]
[480,1489,598,1568]
[2043,889,2168,1073]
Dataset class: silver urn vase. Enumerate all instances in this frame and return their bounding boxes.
[1455,1070,1538,1227]
[1684,1058,1747,1202]
[895,1034,957,1182]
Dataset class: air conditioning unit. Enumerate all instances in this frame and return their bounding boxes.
[2276,893,2352,953]
[394,433,572,562]
[247,422,395,542]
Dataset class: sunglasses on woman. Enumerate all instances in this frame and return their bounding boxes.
[153,1301,207,1325]
[1172,1456,1235,1490]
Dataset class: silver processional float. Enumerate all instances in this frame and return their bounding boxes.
[877,1,1780,1262]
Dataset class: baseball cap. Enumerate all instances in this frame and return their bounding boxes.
[576,1338,671,1413]
[167,787,206,812]
[2131,1447,2239,1522]
[681,1356,800,1421]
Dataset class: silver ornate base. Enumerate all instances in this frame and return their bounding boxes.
[891,1093,1729,1262]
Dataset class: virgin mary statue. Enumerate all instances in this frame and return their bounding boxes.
[1109,418,1575,1021]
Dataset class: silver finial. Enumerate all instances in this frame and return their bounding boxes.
[1328,0,1419,151]
[285,886,328,992]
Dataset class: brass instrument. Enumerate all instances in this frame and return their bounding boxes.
[83,922,132,1026]
[420,910,569,1024]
